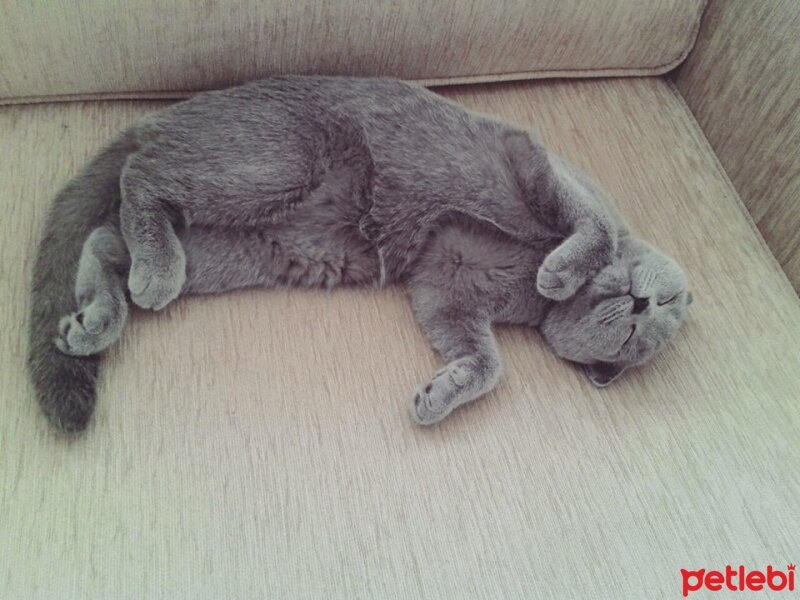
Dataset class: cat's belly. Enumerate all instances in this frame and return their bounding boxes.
[178,215,382,296]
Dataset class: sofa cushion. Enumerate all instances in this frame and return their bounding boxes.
[0,0,705,104]
[2,78,798,598]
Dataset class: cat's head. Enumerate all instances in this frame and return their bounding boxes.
[540,235,692,386]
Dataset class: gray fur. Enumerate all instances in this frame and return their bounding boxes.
[28,136,137,432]
[56,222,129,356]
[28,76,691,432]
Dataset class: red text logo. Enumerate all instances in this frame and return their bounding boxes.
[681,564,795,596]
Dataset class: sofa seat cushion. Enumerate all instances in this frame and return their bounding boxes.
[0,0,705,104]
[1,77,798,598]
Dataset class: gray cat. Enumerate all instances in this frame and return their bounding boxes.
[28,76,692,432]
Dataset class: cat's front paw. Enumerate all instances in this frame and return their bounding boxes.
[128,249,186,310]
[536,251,588,301]
[410,362,471,425]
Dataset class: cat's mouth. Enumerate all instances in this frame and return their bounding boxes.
[622,324,636,346]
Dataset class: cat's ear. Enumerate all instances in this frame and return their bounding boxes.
[503,131,555,193]
[583,362,626,387]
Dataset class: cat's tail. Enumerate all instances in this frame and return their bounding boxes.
[28,135,137,432]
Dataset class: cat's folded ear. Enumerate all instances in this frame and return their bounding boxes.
[583,362,626,387]
[503,130,556,195]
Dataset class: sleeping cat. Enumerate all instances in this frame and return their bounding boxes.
[28,76,692,432]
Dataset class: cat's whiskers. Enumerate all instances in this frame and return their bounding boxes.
[598,299,630,325]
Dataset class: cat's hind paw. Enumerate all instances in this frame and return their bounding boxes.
[55,293,127,356]
[128,251,186,310]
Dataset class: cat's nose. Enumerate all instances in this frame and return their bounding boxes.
[631,295,649,314]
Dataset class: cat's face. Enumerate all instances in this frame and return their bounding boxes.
[540,236,691,386]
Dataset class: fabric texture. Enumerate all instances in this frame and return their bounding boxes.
[0,0,705,104]
[2,78,799,598]
[675,0,800,292]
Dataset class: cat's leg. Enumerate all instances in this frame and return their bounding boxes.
[404,218,539,424]
[408,286,502,425]
[119,169,186,310]
[505,131,621,300]
[56,223,130,356]
[535,217,614,301]
[118,111,373,309]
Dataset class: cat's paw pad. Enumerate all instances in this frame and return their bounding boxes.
[410,364,469,426]
[536,254,587,301]
[128,254,185,310]
[54,294,126,356]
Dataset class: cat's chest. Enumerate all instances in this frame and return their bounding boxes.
[497,283,554,326]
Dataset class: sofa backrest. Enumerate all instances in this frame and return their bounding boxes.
[0,0,705,105]
[675,0,800,292]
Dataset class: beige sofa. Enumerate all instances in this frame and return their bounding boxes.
[2,2,799,598]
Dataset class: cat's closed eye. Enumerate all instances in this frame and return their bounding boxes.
[657,292,681,306]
